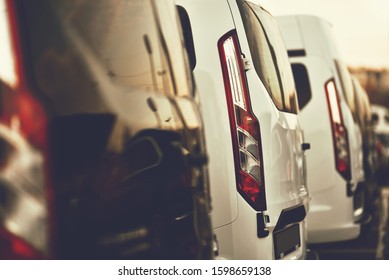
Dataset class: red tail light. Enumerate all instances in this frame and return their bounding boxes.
[0,229,42,259]
[0,0,50,259]
[375,140,385,159]
[325,79,351,181]
[218,30,266,211]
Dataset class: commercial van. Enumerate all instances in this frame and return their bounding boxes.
[277,15,366,243]
[177,0,309,259]
[0,0,213,259]
[352,76,376,179]
[352,76,378,213]
[371,104,389,183]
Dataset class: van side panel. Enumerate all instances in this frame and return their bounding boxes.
[176,0,238,229]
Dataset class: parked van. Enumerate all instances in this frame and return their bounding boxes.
[276,15,366,243]
[371,104,389,183]
[371,104,389,136]
[0,0,213,259]
[177,0,309,259]
[352,76,377,179]
[352,76,379,213]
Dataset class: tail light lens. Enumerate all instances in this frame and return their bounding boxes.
[0,0,50,259]
[218,31,266,211]
[0,229,42,259]
[325,79,351,181]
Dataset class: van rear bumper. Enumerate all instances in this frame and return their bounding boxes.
[307,177,362,244]
[308,223,360,243]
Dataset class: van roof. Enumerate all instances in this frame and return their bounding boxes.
[276,14,342,61]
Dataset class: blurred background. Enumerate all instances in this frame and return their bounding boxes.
[262,0,389,106]
[260,0,389,259]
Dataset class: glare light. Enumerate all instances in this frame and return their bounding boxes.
[0,0,18,88]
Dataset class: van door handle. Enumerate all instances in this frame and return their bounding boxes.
[302,143,311,151]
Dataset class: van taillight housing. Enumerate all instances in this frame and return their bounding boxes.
[0,0,50,259]
[325,79,351,181]
[218,30,266,211]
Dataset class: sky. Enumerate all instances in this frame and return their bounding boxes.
[259,0,389,69]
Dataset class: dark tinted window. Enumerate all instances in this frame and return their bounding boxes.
[238,1,298,114]
[177,5,196,71]
[371,113,379,125]
[237,1,283,110]
[292,64,312,110]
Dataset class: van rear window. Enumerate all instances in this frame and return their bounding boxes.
[237,0,298,114]
[237,1,283,111]
[291,64,312,110]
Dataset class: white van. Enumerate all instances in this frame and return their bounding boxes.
[371,104,389,135]
[352,76,376,180]
[352,76,379,213]
[0,0,213,259]
[177,0,309,259]
[371,104,389,182]
[276,15,366,243]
